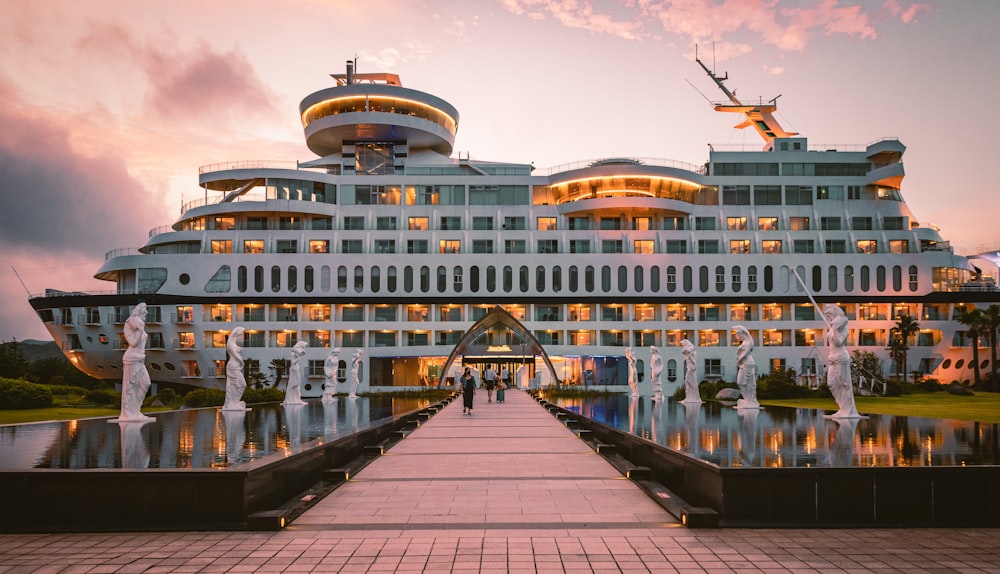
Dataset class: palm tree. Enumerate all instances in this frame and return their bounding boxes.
[890,314,919,384]
[957,308,985,387]
[887,334,907,381]
[983,305,1000,390]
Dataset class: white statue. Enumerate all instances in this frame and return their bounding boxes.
[283,341,308,406]
[734,325,760,410]
[115,303,154,422]
[322,348,340,403]
[823,304,862,418]
[679,339,702,404]
[625,347,638,397]
[649,345,664,402]
[516,364,529,389]
[222,327,249,411]
[349,349,364,398]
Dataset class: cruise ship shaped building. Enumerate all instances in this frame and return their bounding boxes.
[29,59,1000,396]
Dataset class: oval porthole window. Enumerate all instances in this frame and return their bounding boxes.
[304,384,312,392]
[151,363,162,371]
[179,273,190,285]
[955,359,965,370]
[164,362,176,370]
[941,359,952,369]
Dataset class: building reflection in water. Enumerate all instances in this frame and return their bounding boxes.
[0,396,431,470]
[554,395,1000,468]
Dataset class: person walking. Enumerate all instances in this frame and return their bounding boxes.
[461,367,476,415]
[496,378,506,403]
[484,365,497,403]
[501,366,511,389]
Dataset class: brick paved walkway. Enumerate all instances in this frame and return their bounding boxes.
[2,389,999,573]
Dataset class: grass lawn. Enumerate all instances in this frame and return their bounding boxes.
[0,406,175,425]
[762,391,1000,423]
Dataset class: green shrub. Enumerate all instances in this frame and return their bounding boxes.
[154,388,181,406]
[756,369,815,399]
[0,378,54,409]
[182,388,226,408]
[47,384,88,397]
[85,388,120,406]
[242,387,284,404]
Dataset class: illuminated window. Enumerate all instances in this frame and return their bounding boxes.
[537,217,557,231]
[408,217,428,230]
[243,240,264,254]
[857,240,878,254]
[211,240,232,254]
[309,240,329,253]
[727,217,747,230]
[177,332,195,349]
[889,240,909,254]
[730,240,750,254]
[213,217,236,230]
[761,240,782,254]
[633,240,654,254]
[439,240,461,254]
[632,217,652,230]
[757,217,778,231]
[789,217,810,230]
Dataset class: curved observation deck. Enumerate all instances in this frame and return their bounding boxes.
[299,82,459,157]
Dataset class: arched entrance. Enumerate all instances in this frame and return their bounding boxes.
[441,305,560,387]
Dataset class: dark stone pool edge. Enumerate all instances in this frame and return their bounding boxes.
[538,397,1000,527]
[1,396,455,533]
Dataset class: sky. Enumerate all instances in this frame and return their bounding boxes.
[1,0,998,342]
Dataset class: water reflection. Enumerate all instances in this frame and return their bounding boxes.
[0,396,430,470]
[118,421,150,468]
[553,395,1000,468]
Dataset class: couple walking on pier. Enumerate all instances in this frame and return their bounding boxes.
[461,365,508,414]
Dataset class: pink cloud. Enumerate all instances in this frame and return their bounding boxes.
[882,0,931,24]
[75,23,282,126]
[499,0,645,40]
[503,0,917,59]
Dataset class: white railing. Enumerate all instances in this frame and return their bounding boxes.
[534,156,706,177]
[198,160,300,174]
[105,247,142,260]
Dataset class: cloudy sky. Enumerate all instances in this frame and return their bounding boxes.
[1,0,997,341]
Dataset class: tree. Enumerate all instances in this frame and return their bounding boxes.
[244,358,268,389]
[890,314,919,383]
[983,305,1000,390]
[0,339,28,380]
[957,308,985,387]
[269,358,290,388]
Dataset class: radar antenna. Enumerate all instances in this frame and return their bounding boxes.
[694,44,797,146]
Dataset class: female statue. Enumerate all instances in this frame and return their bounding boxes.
[322,348,340,402]
[118,303,153,421]
[649,346,664,402]
[679,339,702,404]
[283,341,308,406]
[625,347,638,397]
[222,326,248,411]
[824,304,861,418]
[734,325,760,409]
[349,349,364,398]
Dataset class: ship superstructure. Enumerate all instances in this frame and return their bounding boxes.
[29,59,998,396]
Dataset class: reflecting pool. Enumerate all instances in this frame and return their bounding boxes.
[549,395,1000,468]
[0,397,431,470]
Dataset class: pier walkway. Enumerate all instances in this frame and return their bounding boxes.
[2,389,999,572]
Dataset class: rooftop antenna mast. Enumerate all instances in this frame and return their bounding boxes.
[694,43,797,147]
